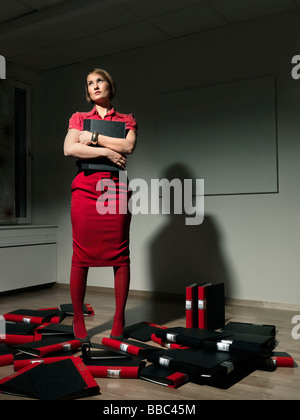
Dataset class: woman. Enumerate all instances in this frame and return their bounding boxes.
[64,68,138,342]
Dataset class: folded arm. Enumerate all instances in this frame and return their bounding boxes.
[64,128,127,169]
[77,129,137,155]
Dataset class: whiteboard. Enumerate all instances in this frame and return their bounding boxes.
[157,76,278,195]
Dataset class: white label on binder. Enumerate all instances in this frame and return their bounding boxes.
[120,343,129,352]
[217,341,230,352]
[221,361,234,374]
[166,333,177,342]
[63,343,71,351]
[186,300,192,310]
[107,369,121,378]
[198,300,206,310]
[23,317,31,324]
[159,356,172,367]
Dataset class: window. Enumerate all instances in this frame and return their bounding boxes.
[0,80,31,224]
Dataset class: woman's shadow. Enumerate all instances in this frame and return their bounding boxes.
[88,163,232,337]
[147,163,232,325]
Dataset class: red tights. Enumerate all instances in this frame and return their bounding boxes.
[70,265,130,339]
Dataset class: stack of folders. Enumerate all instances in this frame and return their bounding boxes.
[148,321,294,386]
[185,282,225,330]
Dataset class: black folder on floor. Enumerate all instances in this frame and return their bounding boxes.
[139,364,189,388]
[5,322,36,336]
[123,321,167,342]
[147,348,244,382]
[221,322,276,337]
[0,357,100,400]
[14,352,77,371]
[203,331,276,355]
[154,326,227,348]
[35,323,74,339]
[81,343,131,361]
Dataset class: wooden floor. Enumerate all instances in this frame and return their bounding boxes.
[0,284,299,401]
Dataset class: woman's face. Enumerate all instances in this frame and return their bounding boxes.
[87,73,111,104]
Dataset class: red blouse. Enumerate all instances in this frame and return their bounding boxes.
[68,107,138,132]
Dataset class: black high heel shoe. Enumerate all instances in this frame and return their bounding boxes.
[72,322,91,346]
[110,334,123,340]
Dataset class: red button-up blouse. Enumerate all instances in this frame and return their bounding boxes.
[68,107,138,133]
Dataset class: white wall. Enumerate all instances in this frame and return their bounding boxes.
[31,10,300,305]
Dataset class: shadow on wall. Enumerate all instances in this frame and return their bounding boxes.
[149,163,232,305]
[88,163,233,333]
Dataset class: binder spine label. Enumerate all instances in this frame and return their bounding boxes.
[220,361,234,374]
[107,369,121,379]
[198,300,206,310]
[186,300,192,310]
[159,356,172,367]
[120,343,129,353]
[63,343,71,351]
[23,318,31,324]
[166,333,178,343]
[217,340,232,352]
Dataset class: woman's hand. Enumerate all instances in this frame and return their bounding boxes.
[106,149,127,169]
[79,131,93,145]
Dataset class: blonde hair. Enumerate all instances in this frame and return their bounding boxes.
[85,68,116,102]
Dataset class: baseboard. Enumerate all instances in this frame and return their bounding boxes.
[55,283,300,311]
[226,298,300,312]
[0,282,56,297]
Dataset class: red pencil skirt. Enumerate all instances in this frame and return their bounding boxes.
[70,171,131,267]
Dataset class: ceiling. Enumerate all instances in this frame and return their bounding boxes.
[0,0,299,72]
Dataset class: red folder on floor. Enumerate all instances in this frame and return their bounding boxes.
[83,357,145,379]
[3,309,60,325]
[14,337,82,357]
[251,352,294,370]
[0,344,17,367]
[0,322,36,345]
[270,352,294,367]
[102,337,160,357]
